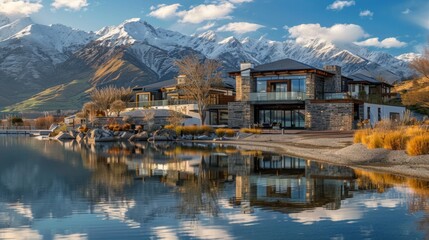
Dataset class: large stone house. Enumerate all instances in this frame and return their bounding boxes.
[228,59,405,130]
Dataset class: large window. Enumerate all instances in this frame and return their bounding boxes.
[255,75,306,93]
[257,109,305,128]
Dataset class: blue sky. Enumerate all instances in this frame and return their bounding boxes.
[1,0,429,56]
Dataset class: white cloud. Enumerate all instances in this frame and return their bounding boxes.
[197,22,216,31]
[288,23,368,44]
[355,37,406,48]
[217,22,264,34]
[177,2,235,24]
[327,1,355,10]
[402,8,411,14]
[271,27,278,31]
[51,0,88,11]
[148,3,181,19]
[360,10,373,17]
[0,0,42,16]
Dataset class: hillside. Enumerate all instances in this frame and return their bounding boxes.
[394,77,429,115]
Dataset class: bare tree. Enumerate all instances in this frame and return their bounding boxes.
[82,101,98,122]
[168,108,185,127]
[175,55,222,125]
[410,48,429,79]
[110,100,127,117]
[143,110,156,131]
[90,86,133,116]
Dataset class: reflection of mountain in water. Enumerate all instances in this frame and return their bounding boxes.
[1,137,429,239]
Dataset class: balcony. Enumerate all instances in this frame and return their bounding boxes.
[249,92,306,102]
[323,92,351,100]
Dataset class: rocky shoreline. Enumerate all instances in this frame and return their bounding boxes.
[50,128,429,179]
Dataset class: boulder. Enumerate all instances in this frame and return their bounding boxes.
[120,131,134,140]
[88,129,116,142]
[55,131,75,140]
[129,131,149,141]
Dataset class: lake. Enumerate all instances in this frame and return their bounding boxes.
[0,136,428,239]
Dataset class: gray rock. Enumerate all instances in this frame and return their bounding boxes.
[55,131,75,140]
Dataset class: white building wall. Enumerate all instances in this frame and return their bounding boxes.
[363,103,406,127]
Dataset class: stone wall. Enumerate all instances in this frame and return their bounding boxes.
[228,102,253,128]
[305,100,354,131]
[323,65,342,93]
[236,75,254,101]
[305,73,316,99]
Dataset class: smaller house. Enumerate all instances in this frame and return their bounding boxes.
[131,76,235,125]
[348,73,396,103]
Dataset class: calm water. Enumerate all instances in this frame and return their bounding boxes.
[1,136,429,240]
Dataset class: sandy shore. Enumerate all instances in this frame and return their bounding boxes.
[215,130,429,179]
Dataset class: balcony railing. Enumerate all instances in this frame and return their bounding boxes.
[323,92,351,100]
[129,99,197,108]
[249,92,306,102]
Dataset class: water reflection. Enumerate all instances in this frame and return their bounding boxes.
[0,136,429,239]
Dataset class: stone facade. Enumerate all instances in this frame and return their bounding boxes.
[323,65,342,93]
[305,100,354,131]
[305,73,316,99]
[236,75,253,101]
[228,101,253,128]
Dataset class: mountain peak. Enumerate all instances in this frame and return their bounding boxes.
[219,36,239,45]
[396,52,420,62]
[197,30,217,41]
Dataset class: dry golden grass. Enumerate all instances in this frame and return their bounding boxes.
[383,130,408,150]
[406,135,429,156]
[215,128,236,137]
[176,125,214,135]
[405,126,428,137]
[240,128,262,134]
[367,131,385,149]
[354,129,371,143]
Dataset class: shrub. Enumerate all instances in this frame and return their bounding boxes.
[122,123,131,131]
[215,128,225,137]
[35,116,56,129]
[405,126,428,137]
[11,117,24,126]
[383,131,408,150]
[240,128,262,134]
[113,124,122,132]
[215,128,236,137]
[407,135,429,156]
[367,131,385,149]
[164,124,175,130]
[353,129,370,143]
[224,129,236,137]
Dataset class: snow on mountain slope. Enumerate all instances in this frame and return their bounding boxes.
[0,17,33,41]
[397,53,420,62]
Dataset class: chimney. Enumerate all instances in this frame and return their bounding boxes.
[240,62,254,71]
[323,65,342,93]
[177,75,186,85]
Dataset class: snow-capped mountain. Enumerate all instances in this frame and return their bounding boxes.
[396,52,421,62]
[0,16,418,111]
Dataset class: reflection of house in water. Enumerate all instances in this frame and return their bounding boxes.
[233,154,357,212]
